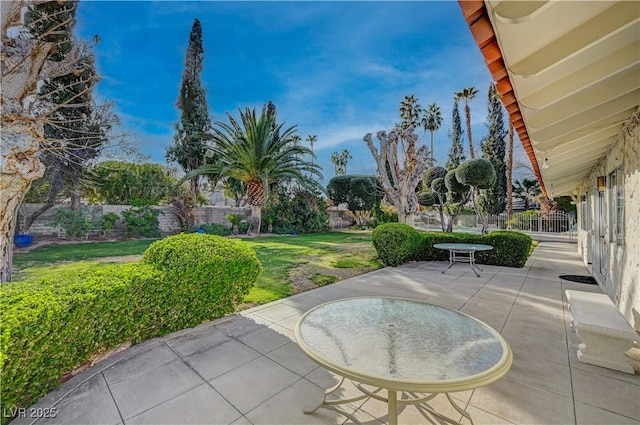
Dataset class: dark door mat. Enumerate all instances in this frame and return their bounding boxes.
[559,275,598,285]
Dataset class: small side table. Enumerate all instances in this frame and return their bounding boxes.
[433,243,493,277]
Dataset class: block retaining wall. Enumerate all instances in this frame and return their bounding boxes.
[18,204,355,238]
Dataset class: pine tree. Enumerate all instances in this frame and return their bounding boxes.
[479,83,507,215]
[445,98,466,170]
[167,19,212,198]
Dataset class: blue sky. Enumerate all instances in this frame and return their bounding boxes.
[75,1,512,183]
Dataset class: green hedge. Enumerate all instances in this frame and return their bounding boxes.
[371,223,423,266]
[0,234,261,422]
[372,223,532,268]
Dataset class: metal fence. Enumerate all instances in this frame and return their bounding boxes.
[416,211,577,241]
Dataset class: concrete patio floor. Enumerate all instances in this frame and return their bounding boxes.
[13,242,640,425]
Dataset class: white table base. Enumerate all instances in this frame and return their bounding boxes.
[442,249,484,277]
[305,376,474,425]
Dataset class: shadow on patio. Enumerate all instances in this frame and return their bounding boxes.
[13,242,640,425]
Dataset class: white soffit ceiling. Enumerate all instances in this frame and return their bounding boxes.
[486,0,640,196]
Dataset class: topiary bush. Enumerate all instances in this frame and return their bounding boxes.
[1,233,261,423]
[371,223,423,266]
[143,234,262,317]
[371,225,532,268]
[455,158,496,189]
[472,231,533,267]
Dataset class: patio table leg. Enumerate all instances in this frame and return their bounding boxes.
[442,250,456,274]
[388,390,398,425]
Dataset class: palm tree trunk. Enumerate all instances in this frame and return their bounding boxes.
[465,103,475,159]
[247,180,265,234]
[249,204,261,234]
[430,130,435,166]
[190,177,200,200]
[506,121,514,216]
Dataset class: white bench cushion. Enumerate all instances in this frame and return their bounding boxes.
[565,290,638,341]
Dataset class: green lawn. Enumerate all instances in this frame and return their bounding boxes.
[12,231,382,305]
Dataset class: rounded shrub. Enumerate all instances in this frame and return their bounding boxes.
[455,158,496,189]
[431,177,447,194]
[445,169,468,194]
[418,191,439,207]
[143,233,262,314]
[371,223,423,266]
[424,166,447,186]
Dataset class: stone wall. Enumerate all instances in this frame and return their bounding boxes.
[576,110,639,324]
[19,204,252,238]
[19,204,356,238]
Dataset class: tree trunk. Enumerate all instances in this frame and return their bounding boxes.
[444,190,472,233]
[429,131,435,167]
[249,204,261,234]
[70,175,82,210]
[401,212,415,226]
[1,126,46,282]
[466,104,475,159]
[1,0,80,282]
[471,187,489,234]
[506,121,514,216]
[24,202,55,232]
[436,194,446,232]
[190,177,200,200]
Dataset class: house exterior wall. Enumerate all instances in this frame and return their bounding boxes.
[576,112,640,325]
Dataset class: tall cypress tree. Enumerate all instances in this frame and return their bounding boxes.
[445,98,466,170]
[479,83,507,214]
[167,19,212,198]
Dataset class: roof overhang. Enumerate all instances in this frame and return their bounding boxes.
[458,0,640,197]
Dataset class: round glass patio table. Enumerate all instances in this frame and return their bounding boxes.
[433,243,493,277]
[295,297,512,425]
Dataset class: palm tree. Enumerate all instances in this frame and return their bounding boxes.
[331,149,352,175]
[398,95,421,134]
[421,103,443,166]
[306,135,317,166]
[184,104,322,234]
[455,87,479,159]
[513,178,541,210]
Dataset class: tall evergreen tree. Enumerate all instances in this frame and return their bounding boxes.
[166,19,212,198]
[445,98,466,170]
[479,83,507,215]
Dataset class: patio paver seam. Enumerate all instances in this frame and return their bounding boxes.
[493,277,527,334]
[102,371,126,425]
[162,341,246,418]
[562,288,580,425]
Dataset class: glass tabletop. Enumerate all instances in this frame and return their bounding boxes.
[433,243,493,251]
[296,297,511,390]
